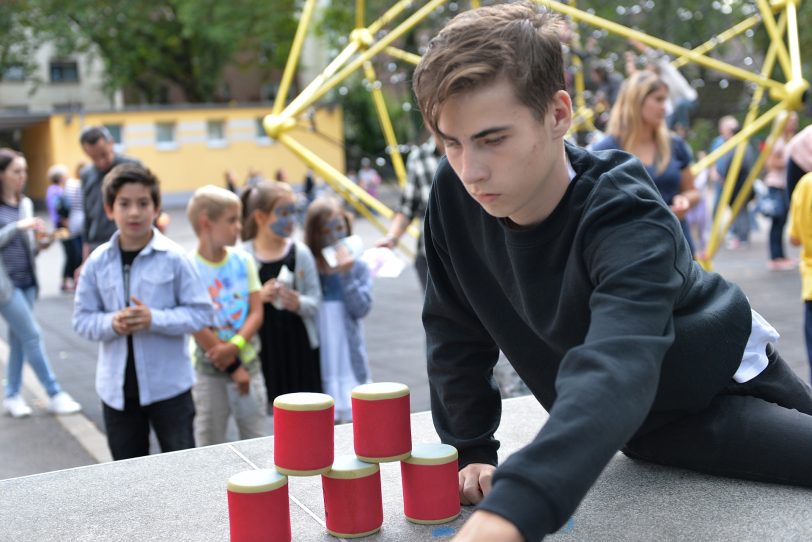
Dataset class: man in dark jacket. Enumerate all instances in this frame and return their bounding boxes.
[412,3,812,541]
[79,126,140,254]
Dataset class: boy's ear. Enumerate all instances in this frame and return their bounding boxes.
[549,90,573,139]
[103,203,114,221]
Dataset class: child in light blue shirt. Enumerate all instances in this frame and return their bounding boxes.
[73,164,212,460]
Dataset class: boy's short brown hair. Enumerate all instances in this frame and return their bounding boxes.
[413,1,567,135]
[102,163,161,209]
[186,184,242,235]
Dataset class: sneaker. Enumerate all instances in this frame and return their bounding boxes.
[48,391,81,415]
[768,259,798,271]
[3,395,33,418]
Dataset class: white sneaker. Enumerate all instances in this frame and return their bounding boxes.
[48,391,81,415]
[3,395,33,418]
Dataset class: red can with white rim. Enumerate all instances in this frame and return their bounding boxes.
[273,392,335,476]
[400,443,460,524]
[227,468,291,542]
[351,382,411,463]
[321,455,384,538]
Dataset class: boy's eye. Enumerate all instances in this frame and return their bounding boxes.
[484,136,506,146]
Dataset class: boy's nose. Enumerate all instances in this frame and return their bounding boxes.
[458,151,486,186]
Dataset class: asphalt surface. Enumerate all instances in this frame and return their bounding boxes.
[1,188,807,480]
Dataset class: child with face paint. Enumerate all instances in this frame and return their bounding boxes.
[304,197,373,424]
[240,181,323,408]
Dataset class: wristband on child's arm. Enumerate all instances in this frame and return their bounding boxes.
[228,334,247,351]
[225,358,243,374]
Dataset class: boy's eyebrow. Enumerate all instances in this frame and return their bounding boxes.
[436,125,512,142]
[471,126,511,140]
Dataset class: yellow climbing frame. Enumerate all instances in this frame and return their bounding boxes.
[265,0,807,267]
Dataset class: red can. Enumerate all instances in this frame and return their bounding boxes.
[321,455,384,538]
[401,443,460,524]
[227,469,290,542]
[351,382,411,463]
[273,392,335,476]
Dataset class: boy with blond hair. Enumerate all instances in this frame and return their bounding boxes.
[73,163,212,460]
[187,184,266,446]
[414,3,812,541]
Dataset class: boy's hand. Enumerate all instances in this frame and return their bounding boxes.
[459,463,495,505]
[112,308,132,335]
[231,366,250,395]
[453,511,523,542]
[277,286,300,312]
[127,296,152,332]
[207,341,239,370]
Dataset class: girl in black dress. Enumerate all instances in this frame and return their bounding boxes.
[240,181,322,408]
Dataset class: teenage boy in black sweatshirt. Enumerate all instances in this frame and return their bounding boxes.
[412,3,812,541]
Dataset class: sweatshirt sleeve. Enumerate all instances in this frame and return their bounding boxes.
[294,241,322,319]
[479,199,687,540]
[423,191,502,469]
[339,260,373,319]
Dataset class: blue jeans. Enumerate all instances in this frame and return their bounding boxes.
[1,286,60,397]
[768,187,789,260]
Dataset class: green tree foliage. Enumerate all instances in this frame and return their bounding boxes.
[24,0,298,103]
[0,1,42,84]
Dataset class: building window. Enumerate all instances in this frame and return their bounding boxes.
[2,64,25,82]
[256,117,273,145]
[207,119,227,147]
[105,124,124,152]
[104,124,123,144]
[52,102,82,112]
[50,61,79,83]
[155,122,177,150]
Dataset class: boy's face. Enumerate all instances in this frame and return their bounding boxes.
[104,183,159,250]
[207,204,242,248]
[436,77,573,226]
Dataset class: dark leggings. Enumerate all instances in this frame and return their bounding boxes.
[625,346,812,487]
[61,236,82,279]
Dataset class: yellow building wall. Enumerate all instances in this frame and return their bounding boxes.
[25,104,344,205]
[20,120,57,200]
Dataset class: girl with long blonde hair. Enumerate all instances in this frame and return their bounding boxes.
[593,71,700,252]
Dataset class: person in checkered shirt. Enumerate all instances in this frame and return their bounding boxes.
[377,136,442,291]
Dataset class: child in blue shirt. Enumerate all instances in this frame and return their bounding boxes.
[187,185,266,445]
[304,197,373,423]
[73,164,212,460]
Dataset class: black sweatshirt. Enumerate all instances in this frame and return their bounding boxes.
[423,143,752,541]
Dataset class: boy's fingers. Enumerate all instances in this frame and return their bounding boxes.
[130,296,144,306]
